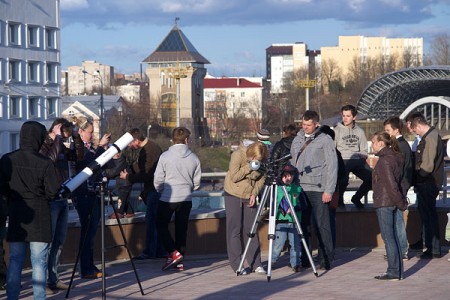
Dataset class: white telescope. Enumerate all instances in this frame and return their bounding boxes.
[60,132,133,195]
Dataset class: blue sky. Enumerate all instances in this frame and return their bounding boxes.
[60,0,450,77]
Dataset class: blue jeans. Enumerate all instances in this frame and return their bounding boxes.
[376,206,403,279]
[7,242,49,300]
[395,210,408,256]
[304,191,334,266]
[47,199,68,286]
[416,183,441,255]
[142,191,165,257]
[272,223,302,267]
[75,194,101,276]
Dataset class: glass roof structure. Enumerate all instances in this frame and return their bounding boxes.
[357,66,450,120]
[142,25,210,64]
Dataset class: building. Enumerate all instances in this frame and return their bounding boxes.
[204,75,264,138]
[0,0,61,156]
[141,24,210,138]
[66,60,114,96]
[321,35,423,87]
[266,43,321,94]
[61,95,124,140]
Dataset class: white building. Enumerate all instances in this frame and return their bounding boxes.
[204,75,264,137]
[66,60,114,96]
[0,0,61,156]
[266,43,321,94]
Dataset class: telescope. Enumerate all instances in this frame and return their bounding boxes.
[249,153,292,171]
[59,132,133,196]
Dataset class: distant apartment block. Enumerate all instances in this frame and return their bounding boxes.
[66,60,114,96]
[204,75,264,138]
[0,0,61,156]
[266,43,321,94]
[321,35,423,81]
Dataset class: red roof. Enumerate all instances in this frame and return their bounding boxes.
[204,78,262,89]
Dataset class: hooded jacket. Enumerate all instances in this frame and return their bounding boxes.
[154,143,201,203]
[224,140,266,200]
[290,129,337,194]
[333,122,368,160]
[372,147,407,210]
[0,121,60,242]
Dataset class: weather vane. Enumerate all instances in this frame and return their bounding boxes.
[175,17,180,26]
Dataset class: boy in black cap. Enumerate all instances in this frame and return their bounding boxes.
[271,165,303,272]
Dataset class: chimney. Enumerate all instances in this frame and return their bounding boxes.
[237,77,239,87]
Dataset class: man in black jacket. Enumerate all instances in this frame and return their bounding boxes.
[0,121,60,299]
[410,115,444,259]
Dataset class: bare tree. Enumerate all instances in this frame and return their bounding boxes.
[430,33,450,65]
[321,58,341,95]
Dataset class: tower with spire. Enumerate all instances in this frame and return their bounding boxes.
[142,21,210,138]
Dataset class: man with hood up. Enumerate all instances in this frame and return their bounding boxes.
[0,121,60,299]
[154,127,201,271]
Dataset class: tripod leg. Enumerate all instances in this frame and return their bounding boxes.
[66,195,98,298]
[280,186,318,277]
[236,185,269,276]
[266,184,277,282]
[109,191,145,295]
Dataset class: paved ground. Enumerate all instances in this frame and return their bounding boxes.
[2,247,449,300]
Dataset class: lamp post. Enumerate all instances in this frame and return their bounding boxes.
[82,69,104,137]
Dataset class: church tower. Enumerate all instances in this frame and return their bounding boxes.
[142,22,210,138]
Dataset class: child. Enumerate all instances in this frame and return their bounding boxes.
[271,164,303,272]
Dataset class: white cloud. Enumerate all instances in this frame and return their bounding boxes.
[60,0,89,10]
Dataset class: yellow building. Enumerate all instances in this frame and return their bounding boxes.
[321,35,423,84]
[142,24,209,137]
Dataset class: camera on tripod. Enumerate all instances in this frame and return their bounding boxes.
[249,153,292,182]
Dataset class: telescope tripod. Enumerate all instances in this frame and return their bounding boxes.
[237,178,318,281]
[66,178,144,299]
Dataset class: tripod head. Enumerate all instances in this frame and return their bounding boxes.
[250,154,292,185]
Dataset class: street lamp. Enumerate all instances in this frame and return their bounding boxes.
[82,69,104,137]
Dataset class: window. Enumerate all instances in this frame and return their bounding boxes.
[27,25,39,47]
[28,61,39,83]
[28,97,40,118]
[46,97,57,118]
[240,92,245,97]
[230,92,235,98]
[8,22,21,46]
[10,132,20,151]
[46,63,57,83]
[8,60,21,82]
[9,96,22,118]
[45,27,56,49]
[0,96,3,118]
[160,72,166,85]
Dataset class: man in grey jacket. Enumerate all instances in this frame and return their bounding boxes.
[155,127,202,271]
[291,110,337,270]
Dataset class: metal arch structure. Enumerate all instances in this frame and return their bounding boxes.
[357,66,450,126]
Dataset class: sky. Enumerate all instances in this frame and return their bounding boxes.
[60,0,450,77]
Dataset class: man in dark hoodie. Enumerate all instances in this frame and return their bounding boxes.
[0,121,60,299]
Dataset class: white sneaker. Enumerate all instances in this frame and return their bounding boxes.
[254,266,266,275]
